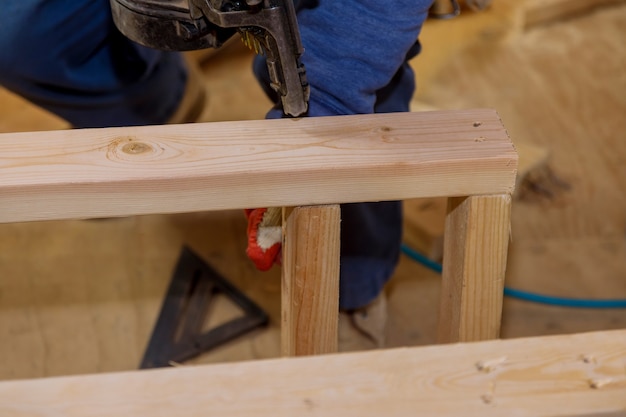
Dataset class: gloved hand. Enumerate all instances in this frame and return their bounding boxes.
[245,207,283,271]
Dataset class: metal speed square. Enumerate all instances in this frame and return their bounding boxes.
[140,246,269,369]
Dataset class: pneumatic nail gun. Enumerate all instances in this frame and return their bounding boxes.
[110,0,309,116]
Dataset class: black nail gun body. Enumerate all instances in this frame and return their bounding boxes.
[110,0,309,116]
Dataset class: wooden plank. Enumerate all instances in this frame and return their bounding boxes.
[524,0,625,29]
[0,330,624,416]
[438,195,511,343]
[281,205,340,356]
[0,109,517,223]
[401,129,549,260]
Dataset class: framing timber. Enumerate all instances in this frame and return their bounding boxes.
[282,205,340,356]
[0,109,517,223]
[0,330,624,416]
[524,0,625,29]
[438,195,511,343]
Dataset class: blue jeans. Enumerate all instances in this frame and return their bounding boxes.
[0,1,186,127]
[0,0,432,309]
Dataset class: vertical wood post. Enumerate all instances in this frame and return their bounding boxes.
[437,194,511,343]
[281,205,341,356]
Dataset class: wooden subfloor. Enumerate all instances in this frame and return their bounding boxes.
[0,2,625,380]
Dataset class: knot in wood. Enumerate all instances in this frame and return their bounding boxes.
[122,141,152,154]
[107,136,163,162]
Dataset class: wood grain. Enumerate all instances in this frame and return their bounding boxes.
[1,2,623,385]
[0,110,517,223]
[281,205,340,356]
[523,0,625,28]
[0,330,624,416]
[416,6,626,242]
[438,195,511,343]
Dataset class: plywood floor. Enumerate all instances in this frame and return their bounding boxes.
[0,2,625,380]
[409,2,626,339]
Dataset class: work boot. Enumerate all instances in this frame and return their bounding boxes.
[167,55,207,124]
[338,292,388,352]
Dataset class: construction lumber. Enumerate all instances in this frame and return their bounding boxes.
[282,205,340,356]
[438,195,511,343]
[524,0,625,29]
[0,330,624,416]
[0,109,517,223]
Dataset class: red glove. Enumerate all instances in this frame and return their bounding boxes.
[245,207,283,271]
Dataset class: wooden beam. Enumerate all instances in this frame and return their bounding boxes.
[281,205,340,356]
[0,109,517,223]
[524,0,625,29]
[438,195,511,343]
[0,330,624,416]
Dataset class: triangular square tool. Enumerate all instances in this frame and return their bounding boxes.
[140,246,269,369]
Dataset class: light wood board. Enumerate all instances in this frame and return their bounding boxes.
[0,330,624,416]
[438,195,511,343]
[0,1,624,384]
[0,110,517,223]
[524,0,626,28]
[281,205,340,356]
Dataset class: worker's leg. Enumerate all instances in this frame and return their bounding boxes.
[253,49,420,311]
[334,62,417,350]
[0,0,188,128]
[253,0,431,312]
[338,202,403,309]
[337,59,417,310]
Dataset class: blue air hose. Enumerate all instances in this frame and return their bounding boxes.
[400,243,626,309]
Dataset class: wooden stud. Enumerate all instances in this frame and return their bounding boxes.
[438,194,511,343]
[0,110,523,409]
[0,330,624,416]
[524,0,624,29]
[0,110,517,223]
[281,205,340,356]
